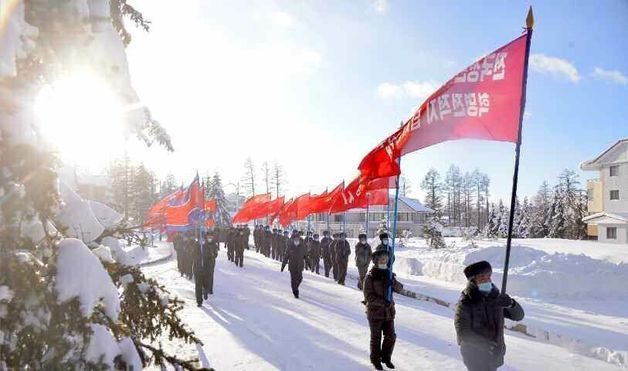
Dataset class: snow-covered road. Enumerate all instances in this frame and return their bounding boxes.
[143,247,620,370]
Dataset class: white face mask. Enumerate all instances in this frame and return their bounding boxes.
[360,239,366,244]
[377,264,388,269]
[382,239,389,246]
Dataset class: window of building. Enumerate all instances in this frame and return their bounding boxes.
[610,165,619,177]
[607,227,617,240]
[587,188,594,201]
[610,190,620,200]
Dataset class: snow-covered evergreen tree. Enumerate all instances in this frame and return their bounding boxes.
[516,197,532,238]
[207,172,232,227]
[496,200,510,237]
[0,1,204,369]
[530,180,552,237]
[423,214,446,248]
[483,202,498,238]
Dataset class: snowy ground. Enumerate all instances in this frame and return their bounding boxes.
[121,240,172,265]
[142,243,624,370]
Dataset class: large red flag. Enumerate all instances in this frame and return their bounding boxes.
[204,199,217,212]
[232,193,272,223]
[250,196,285,220]
[306,190,329,214]
[295,193,312,220]
[331,177,391,213]
[272,198,293,225]
[359,32,529,180]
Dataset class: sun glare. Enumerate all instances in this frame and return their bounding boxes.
[34,72,126,169]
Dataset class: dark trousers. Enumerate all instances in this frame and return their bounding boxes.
[206,261,215,294]
[290,269,303,295]
[311,257,320,274]
[227,247,234,262]
[235,250,244,267]
[357,264,369,290]
[369,319,396,363]
[194,270,210,305]
[323,257,332,277]
[460,343,500,371]
[332,260,338,280]
[337,259,348,285]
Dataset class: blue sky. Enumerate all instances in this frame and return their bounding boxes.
[127,0,627,202]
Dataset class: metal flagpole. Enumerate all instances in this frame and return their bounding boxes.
[343,212,346,233]
[386,194,391,230]
[502,7,534,294]
[386,155,402,302]
[365,193,370,237]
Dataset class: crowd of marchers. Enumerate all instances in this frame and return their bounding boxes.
[169,226,524,371]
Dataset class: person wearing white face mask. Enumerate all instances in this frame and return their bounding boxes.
[362,240,404,370]
[454,261,525,371]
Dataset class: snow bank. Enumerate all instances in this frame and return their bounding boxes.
[55,238,120,320]
[394,242,628,299]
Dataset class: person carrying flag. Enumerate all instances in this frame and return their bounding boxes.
[281,230,308,298]
[355,233,372,290]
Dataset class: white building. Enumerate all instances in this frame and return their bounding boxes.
[580,138,628,244]
[305,196,434,238]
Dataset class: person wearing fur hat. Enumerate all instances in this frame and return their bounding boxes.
[454,261,525,371]
[320,230,333,278]
[281,230,308,298]
[363,245,404,370]
[354,233,372,290]
[335,232,351,285]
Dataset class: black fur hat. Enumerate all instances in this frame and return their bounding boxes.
[463,261,492,280]
[379,232,389,240]
[358,233,367,239]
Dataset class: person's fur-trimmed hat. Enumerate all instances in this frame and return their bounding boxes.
[371,245,389,261]
[358,233,367,239]
[463,261,492,280]
[379,232,389,240]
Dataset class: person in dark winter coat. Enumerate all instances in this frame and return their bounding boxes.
[335,232,351,285]
[355,233,372,290]
[253,225,261,253]
[309,233,321,274]
[173,233,185,276]
[226,227,236,262]
[363,245,404,370]
[184,235,196,280]
[193,232,220,306]
[235,227,246,267]
[320,230,333,277]
[454,260,525,371]
[278,230,289,262]
[330,233,339,280]
[281,231,308,298]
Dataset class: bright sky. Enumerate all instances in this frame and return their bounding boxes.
[122,0,627,202]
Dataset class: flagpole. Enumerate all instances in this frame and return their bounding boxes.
[365,193,370,237]
[386,155,402,302]
[502,7,534,294]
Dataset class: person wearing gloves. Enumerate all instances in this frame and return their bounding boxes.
[454,260,525,371]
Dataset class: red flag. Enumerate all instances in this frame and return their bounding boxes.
[330,177,391,213]
[205,199,217,212]
[264,196,285,218]
[272,198,293,225]
[278,198,298,227]
[306,190,329,214]
[232,193,272,223]
[295,193,312,220]
[359,32,529,180]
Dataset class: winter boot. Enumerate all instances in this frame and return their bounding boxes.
[293,290,299,299]
[383,360,395,369]
[371,360,383,370]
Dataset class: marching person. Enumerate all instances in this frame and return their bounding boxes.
[173,233,185,276]
[320,230,333,278]
[330,233,339,281]
[309,233,321,274]
[184,234,196,280]
[193,231,219,306]
[363,245,404,370]
[335,232,351,285]
[279,230,289,262]
[281,230,308,298]
[226,227,236,262]
[454,261,524,371]
[271,228,278,260]
[235,226,246,268]
[355,233,372,290]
